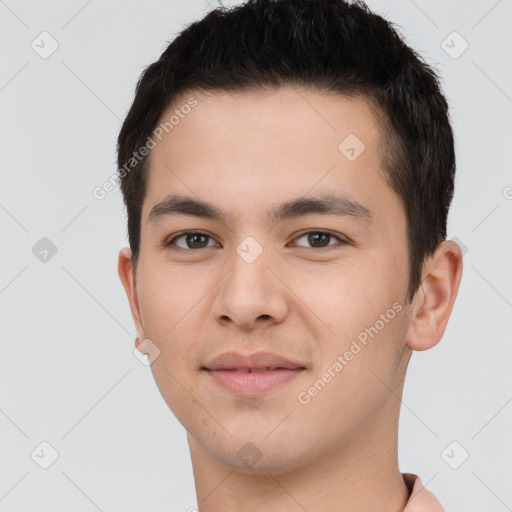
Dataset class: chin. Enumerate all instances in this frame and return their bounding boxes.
[207,437,314,476]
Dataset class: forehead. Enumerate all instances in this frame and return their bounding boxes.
[142,86,398,228]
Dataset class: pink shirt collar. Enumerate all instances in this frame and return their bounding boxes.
[402,473,445,511]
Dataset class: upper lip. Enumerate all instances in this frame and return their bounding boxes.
[203,351,306,371]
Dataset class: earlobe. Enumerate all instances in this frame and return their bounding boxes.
[405,240,463,351]
[117,247,145,345]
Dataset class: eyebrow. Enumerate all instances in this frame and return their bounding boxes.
[147,193,373,226]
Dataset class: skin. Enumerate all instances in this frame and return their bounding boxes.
[118,85,463,512]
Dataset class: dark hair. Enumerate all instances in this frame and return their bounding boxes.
[117,0,456,305]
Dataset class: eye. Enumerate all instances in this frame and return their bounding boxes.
[292,230,349,251]
[164,230,349,252]
[165,231,218,250]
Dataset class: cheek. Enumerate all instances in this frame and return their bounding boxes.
[290,258,389,335]
[138,264,211,334]
[137,268,210,421]
[300,304,407,436]
[295,257,407,377]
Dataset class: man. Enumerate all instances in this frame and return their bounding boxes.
[117,1,463,510]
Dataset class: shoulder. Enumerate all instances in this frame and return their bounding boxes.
[402,473,445,512]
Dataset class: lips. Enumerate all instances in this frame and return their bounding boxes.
[202,351,306,372]
[225,367,286,373]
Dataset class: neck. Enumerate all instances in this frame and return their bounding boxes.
[187,394,410,512]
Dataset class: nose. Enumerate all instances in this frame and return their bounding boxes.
[210,246,289,332]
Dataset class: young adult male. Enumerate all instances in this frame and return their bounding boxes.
[116,1,463,510]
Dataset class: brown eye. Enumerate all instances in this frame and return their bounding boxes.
[307,232,330,248]
[293,231,348,250]
[166,231,217,250]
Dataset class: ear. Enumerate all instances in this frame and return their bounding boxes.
[405,240,463,351]
[118,247,145,352]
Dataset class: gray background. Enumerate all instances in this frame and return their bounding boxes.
[1,0,511,510]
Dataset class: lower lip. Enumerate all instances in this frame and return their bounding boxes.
[205,368,305,396]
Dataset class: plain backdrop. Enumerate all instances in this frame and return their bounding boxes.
[1,0,511,510]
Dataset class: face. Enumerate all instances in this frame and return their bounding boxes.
[119,86,415,474]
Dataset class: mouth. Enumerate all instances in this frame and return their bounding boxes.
[205,366,304,372]
[201,350,307,396]
[203,367,306,396]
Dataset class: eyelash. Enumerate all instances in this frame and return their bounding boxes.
[164,230,350,252]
